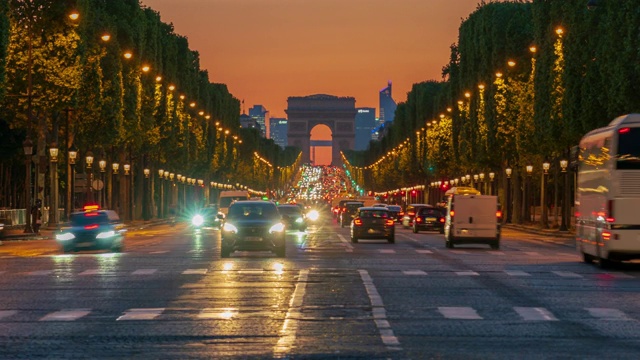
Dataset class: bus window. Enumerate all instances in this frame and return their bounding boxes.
[617,127,640,169]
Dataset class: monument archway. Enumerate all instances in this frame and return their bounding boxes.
[286,94,356,166]
[309,124,332,166]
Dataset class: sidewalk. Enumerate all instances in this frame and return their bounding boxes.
[502,223,575,248]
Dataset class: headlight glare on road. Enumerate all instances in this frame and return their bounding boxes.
[56,232,75,241]
[223,223,238,233]
[269,222,285,233]
[192,214,204,227]
[96,230,116,239]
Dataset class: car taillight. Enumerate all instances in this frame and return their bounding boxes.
[415,217,422,223]
[408,211,415,216]
[354,219,363,226]
[399,212,404,216]
[84,224,99,230]
[450,210,455,217]
[385,219,394,226]
[342,207,346,212]
[439,217,445,223]
[496,210,502,218]
[602,231,611,241]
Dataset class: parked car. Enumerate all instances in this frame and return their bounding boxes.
[413,207,446,234]
[401,204,432,228]
[350,207,395,243]
[55,205,126,253]
[340,201,364,227]
[220,200,286,257]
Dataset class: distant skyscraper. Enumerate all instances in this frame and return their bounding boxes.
[249,105,269,138]
[269,117,288,149]
[379,81,397,123]
[354,107,376,150]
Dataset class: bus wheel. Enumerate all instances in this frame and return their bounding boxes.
[582,252,594,264]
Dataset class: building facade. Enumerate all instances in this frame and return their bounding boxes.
[249,105,269,138]
[269,117,288,149]
[379,81,397,124]
[354,107,376,150]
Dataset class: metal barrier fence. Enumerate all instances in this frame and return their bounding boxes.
[0,208,65,227]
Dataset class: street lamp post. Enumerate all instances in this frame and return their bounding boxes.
[541,161,550,228]
[49,142,59,228]
[111,163,119,212]
[23,138,34,233]
[526,165,533,223]
[124,163,131,221]
[143,168,150,220]
[67,146,77,218]
[85,151,94,203]
[99,159,106,208]
[559,159,569,231]
[158,169,164,219]
[479,173,485,194]
[489,172,495,196]
[505,167,512,223]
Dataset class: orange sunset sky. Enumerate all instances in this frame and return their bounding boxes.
[140,0,495,164]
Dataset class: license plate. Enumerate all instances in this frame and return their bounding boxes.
[367,229,379,234]
[245,236,262,242]
[426,217,436,222]
[77,242,93,247]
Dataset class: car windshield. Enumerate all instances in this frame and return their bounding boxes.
[359,210,389,218]
[278,206,302,215]
[419,208,443,216]
[70,212,110,225]
[386,205,402,211]
[227,203,279,219]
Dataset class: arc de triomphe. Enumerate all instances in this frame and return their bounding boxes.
[285,94,356,166]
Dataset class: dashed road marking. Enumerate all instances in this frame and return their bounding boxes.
[132,269,157,275]
[40,309,91,321]
[455,271,479,276]
[604,272,635,279]
[586,308,631,320]
[79,269,101,276]
[514,307,558,321]
[182,269,208,275]
[117,308,165,321]
[552,271,582,278]
[505,270,531,277]
[150,251,168,254]
[489,251,505,256]
[238,269,264,274]
[379,249,396,254]
[524,251,540,256]
[438,307,482,320]
[450,250,468,254]
[28,270,53,276]
[403,270,427,276]
[415,249,433,254]
[337,234,354,252]
[273,269,309,356]
[360,270,401,349]
[0,310,17,320]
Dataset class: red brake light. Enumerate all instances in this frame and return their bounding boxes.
[385,219,394,226]
[415,217,422,223]
[602,231,611,241]
[619,127,630,134]
[84,224,99,230]
[84,212,99,217]
[450,210,455,217]
[354,219,363,226]
[439,217,445,223]
[496,210,502,218]
[83,204,100,212]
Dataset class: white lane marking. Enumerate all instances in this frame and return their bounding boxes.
[450,250,468,254]
[274,269,309,356]
[359,270,401,349]
[379,249,396,254]
[586,308,631,320]
[403,270,427,276]
[117,308,165,321]
[198,308,239,320]
[489,251,505,256]
[182,269,208,275]
[0,310,18,320]
[150,251,168,254]
[605,272,635,279]
[514,307,558,321]
[505,270,531,277]
[438,307,482,320]
[552,271,583,278]
[455,271,479,276]
[524,251,540,256]
[40,309,91,321]
[415,249,433,254]
[337,234,354,252]
[238,269,264,274]
[28,270,53,276]
[132,269,157,275]
[79,269,101,276]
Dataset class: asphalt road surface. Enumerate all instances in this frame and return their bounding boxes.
[1,215,639,359]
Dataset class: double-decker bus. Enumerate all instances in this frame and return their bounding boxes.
[576,114,640,267]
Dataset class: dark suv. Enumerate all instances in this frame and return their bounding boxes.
[413,207,446,234]
[340,201,364,227]
[220,200,286,258]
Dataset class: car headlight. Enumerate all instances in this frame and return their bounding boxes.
[56,232,75,241]
[222,223,238,233]
[96,230,116,239]
[306,210,319,221]
[192,214,204,227]
[269,222,285,233]
[295,217,304,224]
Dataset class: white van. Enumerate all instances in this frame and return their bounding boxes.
[443,187,501,249]
[218,191,250,216]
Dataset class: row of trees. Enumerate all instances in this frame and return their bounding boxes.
[0,0,300,215]
[345,0,640,222]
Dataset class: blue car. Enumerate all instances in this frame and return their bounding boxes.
[56,207,126,253]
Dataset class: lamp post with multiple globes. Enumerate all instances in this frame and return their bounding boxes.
[48,142,59,228]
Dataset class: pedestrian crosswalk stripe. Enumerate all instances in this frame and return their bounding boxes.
[238,269,264,274]
[132,269,157,275]
[379,249,395,254]
[514,307,558,321]
[524,252,540,256]
[489,251,505,255]
[28,270,53,276]
[605,272,635,279]
[450,250,468,254]
[505,270,531,277]
[403,270,427,275]
[117,308,164,321]
[415,249,433,254]
[183,269,208,275]
[552,271,582,278]
[40,309,91,321]
[79,269,101,276]
[150,251,168,254]
[438,307,482,319]
[0,310,17,320]
[586,308,631,320]
[455,271,479,276]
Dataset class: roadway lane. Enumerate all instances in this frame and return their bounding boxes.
[0,217,639,358]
